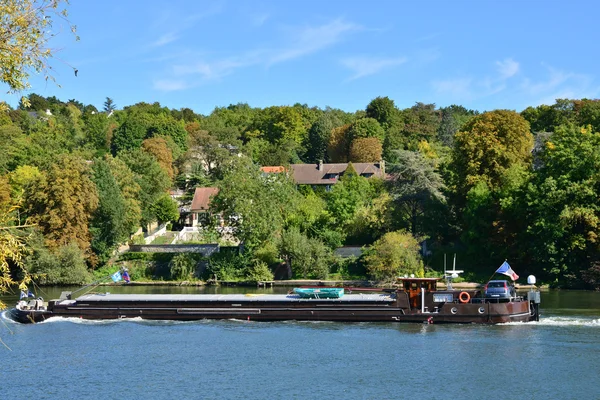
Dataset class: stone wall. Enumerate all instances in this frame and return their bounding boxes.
[128,244,220,256]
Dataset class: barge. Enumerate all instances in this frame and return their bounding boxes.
[9,278,541,324]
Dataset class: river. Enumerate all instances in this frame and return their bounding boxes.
[1,287,599,400]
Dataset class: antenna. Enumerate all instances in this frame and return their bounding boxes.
[445,254,464,290]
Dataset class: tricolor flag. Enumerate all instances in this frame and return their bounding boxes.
[122,270,130,283]
[496,261,519,281]
[20,291,28,299]
[111,271,123,282]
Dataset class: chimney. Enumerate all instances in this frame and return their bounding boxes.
[379,160,385,176]
[318,160,323,171]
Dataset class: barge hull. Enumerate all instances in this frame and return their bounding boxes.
[10,293,537,324]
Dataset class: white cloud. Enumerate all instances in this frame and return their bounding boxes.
[152,32,179,47]
[431,78,474,99]
[251,13,270,27]
[153,79,190,92]
[341,56,406,80]
[496,58,519,79]
[521,64,598,105]
[268,18,361,64]
[151,18,363,91]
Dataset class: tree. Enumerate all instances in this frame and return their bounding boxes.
[118,149,171,228]
[451,110,533,198]
[142,137,174,179]
[103,97,116,113]
[363,231,424,280]
[348,117,385,141]
[90,158,128,264]
[325,167,375,230]
[111,114,149,154]
[0,0,78,108]
[25,155,98,255]
[387,150,445,237]
[525,125,600,285]
[327,124,351,162]
[83,112,109,151]
[349,137,383,162]
[211,157,300,250]
[150,193,179,224]
[366,96,400,130]
[104,155,142,235]
[280,227,332,279]
[0,205,32,309]
[305,113,341,163]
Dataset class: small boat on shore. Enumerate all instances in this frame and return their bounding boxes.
[8,277,541,324]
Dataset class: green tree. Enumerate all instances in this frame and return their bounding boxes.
[363,231,424,280]
[525,125,600,285]
[118,149,171,228]
[104,155,142,235]
[150,193,179,224]
[103,97,116,113]
[111,114,149,154]
[325,166,375,230]
[83,112,110,152]
[169,253,196,280]
[25,155,99,255]
[366,96,400,130]
[305,113,341,163]
[211,157,300,250]
[90,158,128,264]
[349,117,385,141]
[451,110,533,198]
[27,237,91,285]
[387,150,445,237]
[280,227,332,279]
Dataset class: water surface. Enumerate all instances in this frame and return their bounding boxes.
[1,288,599,400]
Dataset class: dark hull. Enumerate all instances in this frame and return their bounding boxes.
[9,293,538,324]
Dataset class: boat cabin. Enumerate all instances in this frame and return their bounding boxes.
[398,278,440,308]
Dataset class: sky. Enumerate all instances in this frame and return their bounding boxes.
[2,0,599,115]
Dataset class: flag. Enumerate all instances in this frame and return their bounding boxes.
[122,270,130,283]
[20,291,27,299]
[496,261,519,281]
[111,271,122,282]
[27,290,35,298]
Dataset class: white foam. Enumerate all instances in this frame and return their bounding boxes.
[502,316,600,327]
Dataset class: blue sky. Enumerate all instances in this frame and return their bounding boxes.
[3,0,599,114]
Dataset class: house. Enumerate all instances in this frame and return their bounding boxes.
[289,160,385,190]
[187,187,219,227]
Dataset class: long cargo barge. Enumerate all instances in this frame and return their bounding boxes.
[9,278,541,324]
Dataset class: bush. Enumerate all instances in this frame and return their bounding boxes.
[28,241,92,285]
[244,260,274,282]
[363,230,424,280]
[206,252,247,281]
[169,253,196,280]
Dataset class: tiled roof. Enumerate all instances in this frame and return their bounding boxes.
[290,162,384,185]
[190,187,219,212]
[260,166,287,173]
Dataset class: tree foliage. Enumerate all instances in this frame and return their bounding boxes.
[451,110,533,197]
[349,137,383,162]
[0,0,78,106]
[25,155,98,255]
[363,230,424,280]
